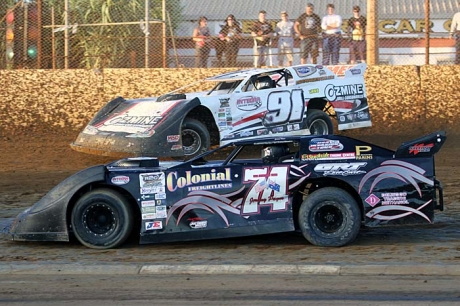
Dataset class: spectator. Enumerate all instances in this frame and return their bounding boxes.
[219,14,242,67]
[450,9,460,64]
[348,5,367,64]
[275,11,295,66]
[251,10,274,68]
[192,16,212,68]
[294,3,321,64]
[321,4,342,65]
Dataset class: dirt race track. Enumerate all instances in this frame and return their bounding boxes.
[1,130,460,266]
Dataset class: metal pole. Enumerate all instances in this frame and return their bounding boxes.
[145,0,150,68]
[51,6,55,69]
[367,0,378,65]
[64,0,69,69]
[23,3,28,64]
[425,0,430,65]
[37,0,42,68]
[162,0,166,68]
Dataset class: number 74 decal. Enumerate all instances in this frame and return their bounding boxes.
[263,89,305,126]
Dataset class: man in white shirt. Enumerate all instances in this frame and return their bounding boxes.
[321,3,342,65]
[450,11,460,64]
[275,11,295,66]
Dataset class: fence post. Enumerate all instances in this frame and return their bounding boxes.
[144,0,150,68]
[367,0,379,65]
[425,0,430,65]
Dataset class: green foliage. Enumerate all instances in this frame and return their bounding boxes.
[44,0,183,68]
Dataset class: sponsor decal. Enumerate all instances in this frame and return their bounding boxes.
[156,205,167,219]
[325,84,365,101]
[257,129,269,135]
[239,130,253,137]
[272,126,284,133]
[301,152,356,161]
[236,96,262,111]
[294,66,317,77]
[106,114,161,127]
[356,146,373,160]
[141,200,156,207]
[381,192,409,205]
[145,221,163,230]
[219,98,230,107]
[409,143,434,155]
[167,168,232,192]
[350,68,361,75]
[309,138,344,152]
[314,162,367,176]
[140,173,165,195]
[166,135,180,142]
[111,175,130,185]
[365,194,380,207]
[190,220,208,229]
[142,213,156,220]
[309,88,319,94]
[142,206,156,214]
[268,179,280,192]
[357,111,369,119]
[155,192,167,200]
[171,144,182,150]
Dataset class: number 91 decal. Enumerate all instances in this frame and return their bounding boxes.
[262,89,305,126]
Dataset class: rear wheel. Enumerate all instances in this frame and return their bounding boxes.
[71,188,133,249]
[298,187,361,247]
[181,118,210,157]
[306,109,333,135]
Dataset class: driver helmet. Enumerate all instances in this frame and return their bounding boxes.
[262,144,289,163]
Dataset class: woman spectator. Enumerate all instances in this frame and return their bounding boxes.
[193,16,212,68]
[218,14,242,67]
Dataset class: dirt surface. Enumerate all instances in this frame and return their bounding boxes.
[1,130,460,265]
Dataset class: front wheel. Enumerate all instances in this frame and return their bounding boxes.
[181,118,210,157]
[298,187,361,247]
[71,188,133,249]
[306,109,334,135]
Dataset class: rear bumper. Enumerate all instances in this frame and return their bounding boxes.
[434,178,444,211]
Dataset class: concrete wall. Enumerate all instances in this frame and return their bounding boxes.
[1,66,459,137]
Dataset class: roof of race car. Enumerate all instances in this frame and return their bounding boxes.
[205,67,284,82]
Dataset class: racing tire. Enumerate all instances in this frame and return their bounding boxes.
[71,188,133,249]
[157,93,187,102]
[181,118,210,157]
[298,187,361,247]
[306,109,333,135]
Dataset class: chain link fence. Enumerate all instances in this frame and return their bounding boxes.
[0,0,459,69]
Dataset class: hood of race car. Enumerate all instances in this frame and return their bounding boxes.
[71,95,201,157]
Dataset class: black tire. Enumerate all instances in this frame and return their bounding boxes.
[181,118,210,157]
[71,188,133,249]
[306,109,333,135]
[298,187,361,247]
[157,93,187,102]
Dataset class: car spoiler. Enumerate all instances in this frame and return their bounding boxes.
[394,131,446,158]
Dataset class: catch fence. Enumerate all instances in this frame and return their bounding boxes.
[0,0,458,69]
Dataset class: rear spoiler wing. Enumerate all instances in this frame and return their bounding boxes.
[394,131,447,158]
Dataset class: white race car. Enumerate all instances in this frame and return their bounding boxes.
[71,64,372,158]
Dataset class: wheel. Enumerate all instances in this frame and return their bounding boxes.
[157,93,187,102]
[298,187,361,247]
[71,188,133,249]
[306,109,333,135]
[181,118,210,157]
